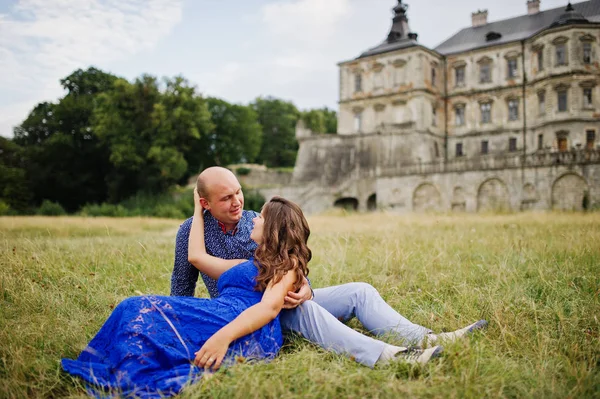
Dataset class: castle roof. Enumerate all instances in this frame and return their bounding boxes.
[435,0,600,55]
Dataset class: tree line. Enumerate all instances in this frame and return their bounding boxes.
[0,67,336,215]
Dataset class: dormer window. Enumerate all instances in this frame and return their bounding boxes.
[486,32,502,41]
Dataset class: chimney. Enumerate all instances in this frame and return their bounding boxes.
[471,10,488,27]
[527,0,540,15]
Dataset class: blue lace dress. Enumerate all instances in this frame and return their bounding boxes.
[62,260,282,398]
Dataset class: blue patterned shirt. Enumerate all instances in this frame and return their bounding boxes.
[170,210,259,298]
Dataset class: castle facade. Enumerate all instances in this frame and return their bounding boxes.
[262,0,600,213]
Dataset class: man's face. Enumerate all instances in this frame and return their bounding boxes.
[202,177,244,226]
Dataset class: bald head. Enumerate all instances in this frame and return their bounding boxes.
[196,167,245,228]
[196,167,239,200]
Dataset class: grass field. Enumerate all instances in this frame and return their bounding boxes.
[1,212,599,398]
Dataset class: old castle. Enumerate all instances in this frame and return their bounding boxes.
[257,0,600,213]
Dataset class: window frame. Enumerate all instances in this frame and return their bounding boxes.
[455,142,464,157]
[538,90,546,116]
[507,58,518,79]
[480,102,492,124]
[508,137,517,152]
[481,140,489,154]
[557,89,568,112]
[454,104,466,126]
[508,98,519,121]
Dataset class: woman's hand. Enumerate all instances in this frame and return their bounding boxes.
[194,334,231,371]
[193,187,202,211]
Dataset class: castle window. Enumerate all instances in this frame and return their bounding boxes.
[480,102,492,124]
[456,142,464,157]
[481,140,489,154]
[354,112,362,132]
[583,42,592,64]
[431,104,437,127]
[431,67,437,86]
[507,58,518,78]
[555,43,567,66]
[538,91,546,115]
[454,104,465,126]
[537,49,544,71]
[557,89,568,112]
[583,88,593,108]
[556,131,569,152]
[586,130,596,150]
[434,142,440,157]
[354,73,362,92]
[508,99,519,121]
[455,66,465,86]
[373,71,382,89]
[480,63,491,83]
[509,137,517,152]
[538,134,544,150]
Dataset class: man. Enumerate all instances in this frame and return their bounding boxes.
[171,167,486,367]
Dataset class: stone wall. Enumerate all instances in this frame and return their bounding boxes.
[259,150,600,214]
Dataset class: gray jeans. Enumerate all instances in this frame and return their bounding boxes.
[279,282,431,368]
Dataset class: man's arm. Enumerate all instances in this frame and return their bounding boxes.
[194,271,297,370]
[188,188,247,280]
[170,218,199,297]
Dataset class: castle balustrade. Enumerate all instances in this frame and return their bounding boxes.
[372,149,600,178]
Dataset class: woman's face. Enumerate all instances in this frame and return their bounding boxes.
[250,210,265,244]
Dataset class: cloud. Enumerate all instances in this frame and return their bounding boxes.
[0,0,183,137]
[261,0,351,47]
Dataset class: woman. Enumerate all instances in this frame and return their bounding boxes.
[62,194,310,398]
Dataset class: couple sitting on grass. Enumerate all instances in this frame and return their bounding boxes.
[62,167,487,398]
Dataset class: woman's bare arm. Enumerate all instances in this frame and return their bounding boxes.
[188,188,247,280]
[194,271,297,370]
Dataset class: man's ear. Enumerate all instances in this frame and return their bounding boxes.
[199,197,210,210]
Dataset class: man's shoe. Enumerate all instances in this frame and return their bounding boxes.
[394,345,443,365]
[421,319,488,347]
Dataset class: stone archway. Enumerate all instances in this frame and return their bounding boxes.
[477,178,510,212]
[451,186,466,212]
[333,197,359,211]
[367,193,377,211]
[412,183,442,212]
[551,173,587,211]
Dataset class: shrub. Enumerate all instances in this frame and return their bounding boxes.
[79,203,129,217]
[0,200,10,216]
[36,200,66,216]
[236,167,251,176]
[153,204,185,219]
[243,187,265,212]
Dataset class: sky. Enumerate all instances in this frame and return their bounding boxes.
[0,0,574,138]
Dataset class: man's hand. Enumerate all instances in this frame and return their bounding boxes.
[194,334,231,371]
[282,277,313,309]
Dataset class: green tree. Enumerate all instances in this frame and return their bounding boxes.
[93,75,212,201]
[252,97,300,168]
[0,137,31,212]
[301,107,337,134]
[13,67,118,211]
[201,98,262,167]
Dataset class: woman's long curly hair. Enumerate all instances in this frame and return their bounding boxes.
[254,196,311,293]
